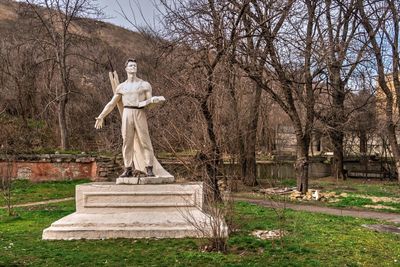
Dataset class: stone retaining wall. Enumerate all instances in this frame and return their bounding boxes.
[0,154,122,182]
[0,154,333,182]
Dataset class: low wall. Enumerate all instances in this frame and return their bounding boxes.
[0,154,332,182]
[0,154,121,182]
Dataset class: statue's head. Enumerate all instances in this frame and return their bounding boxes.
[125,58,137,74]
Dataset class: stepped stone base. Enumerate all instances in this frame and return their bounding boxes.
[42,182,227,240]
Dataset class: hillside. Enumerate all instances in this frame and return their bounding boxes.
[0,0,161,152]
[0,0,151,57]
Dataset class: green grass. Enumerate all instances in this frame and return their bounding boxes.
[260,177,400,198]
[329,196,400,212]
[310,178,400,212]
[236,177,400,213]
[0,201,399,266]
[279,178,297,187]
[308,178,400,198]
[0,179,89,206]
[235,191,400,213]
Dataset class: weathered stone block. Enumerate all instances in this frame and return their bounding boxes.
[76,157,95,163]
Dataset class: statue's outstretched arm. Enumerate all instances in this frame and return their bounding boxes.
[145,82,152,100]
[137,82,165,108]
[95,94,121,129]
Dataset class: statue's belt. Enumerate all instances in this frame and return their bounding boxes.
[124,106,144,109]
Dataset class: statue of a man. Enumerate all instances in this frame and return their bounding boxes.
[95,59,167,178]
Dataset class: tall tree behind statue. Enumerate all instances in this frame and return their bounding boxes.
[25,0,102,150]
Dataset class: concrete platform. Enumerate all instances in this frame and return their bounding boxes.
[42,182,227,240]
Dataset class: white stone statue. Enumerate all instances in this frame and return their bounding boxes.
[95,59,172,180]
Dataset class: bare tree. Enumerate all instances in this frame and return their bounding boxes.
[0,40,39,124]
[24,0,101,150]
[314,0,369,180]
[218,43,261,187]
[357,0,400,182]
[230,0,321,193]
[158,0,248,201]
[0,34,54,151]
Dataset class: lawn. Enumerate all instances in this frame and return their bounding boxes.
[308,178,400,198]
[260,177,400,198]
[0,179,89,207]
[1,199,399,266]
[236,177,400,213]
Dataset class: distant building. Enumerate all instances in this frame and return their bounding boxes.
[375,74,400,120]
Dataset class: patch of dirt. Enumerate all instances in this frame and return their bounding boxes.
[354,195,400,203]
[235,197,400,223]
[363,205,397,211]
[362,224,400,234]
[0,197,74,210]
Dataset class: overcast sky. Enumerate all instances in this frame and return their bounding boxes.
[99,0,162,30]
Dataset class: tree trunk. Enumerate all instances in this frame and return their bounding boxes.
[386,123,400,183]
[200,97,222,203]
[396,161,400,183]
[241,135,257,186]
[226,63,246,184]
[57,48,70,151]
[58,96,68,150]
[330,130,345,180]
[241,85,262,186]
[201,152,222,204]
[329,72,346,180]
[360,131,367,154]
[295,136,309,194]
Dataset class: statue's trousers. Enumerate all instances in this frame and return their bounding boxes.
[121,108,154,168]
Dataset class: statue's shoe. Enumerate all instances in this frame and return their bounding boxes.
[119,167,133,177]
[146,166,155,177]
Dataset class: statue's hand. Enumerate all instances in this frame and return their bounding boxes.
[151,96,165,104]
[95,117,104,129]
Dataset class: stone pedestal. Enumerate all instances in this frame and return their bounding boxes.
[42,182,227,240]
